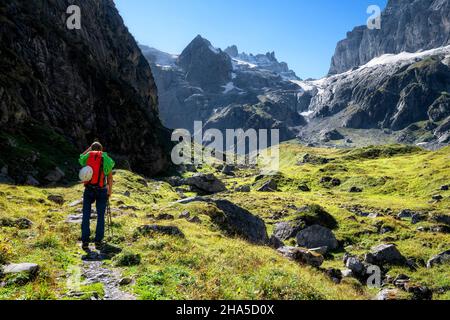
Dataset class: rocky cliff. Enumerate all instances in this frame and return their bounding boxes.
[140,36,304,141]
[0,0,170,183]
[329,0,450,74]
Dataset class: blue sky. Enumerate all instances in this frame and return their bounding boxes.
[115,0,387,79]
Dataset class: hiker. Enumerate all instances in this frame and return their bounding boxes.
[79,141,115,251]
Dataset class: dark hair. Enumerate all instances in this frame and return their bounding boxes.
[91,142,103,151]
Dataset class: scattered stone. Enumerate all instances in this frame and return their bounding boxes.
[404,283,433,300]
[209,200,269,245]
[135,225,185,238]
[411,213,426,224]
[222,164,236,176]
[69,199,83,207]
[0,218,33,229]
[365,244,406,266]
[341,269,353,278]
[432,214,450,226]
[119,277,133,286]
[179,211,191,219]
[257,180,278,192]
[272,221,303,241]
[187,216,202,224]
[393,274,410,289]
[123,191,131,197]
[235,185,251,193]
[427,250,450,268]
[298,185,311,192]
[320,129,344,142]
[2,263,40,284]
[299,153,330,165]
[309,246,329,255]
[432,194,443,201]
[156,213,175,221]
[326,268,342,284]
[441,185,449,191]
[184,173,227,194]
[376,289,403,301]
[166,176,184,187]
[277,246,324,268]
[380,226,395,234]
[349,187,363,193]
[296,225,338,252]
[344,255,365,276]
[397,209,414,219]
[113,252,141,267]
[47,195,65,205]
[268,235,284,249]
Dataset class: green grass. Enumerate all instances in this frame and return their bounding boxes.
[0,143,449,300]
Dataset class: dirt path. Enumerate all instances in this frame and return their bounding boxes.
[81,251,136,300]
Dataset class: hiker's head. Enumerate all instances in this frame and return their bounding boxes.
[91,142,103,151]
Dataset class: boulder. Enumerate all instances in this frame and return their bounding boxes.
[320,129,344,142]
[344,255,365,276]
[432,214,450,226]
[2,263,40,283]
[179,211,191,219]
[298,185,311,192]
[397,209,414,219]
[187,216,202,224]
[427,250,450,268]
[47,195,65,205]
[296,225,338,251]
[26,175,40,186]
[0,218,33,230]
[272,221,303,241]
[404,284,433,300]
[277,246,324,268]
[136,225,185,238]
[235,185,251,193]
[365,244,406,266]
[349,186,363,193]
[432,194,443,201]
[155,213,175,221]
[257,180,278,192]
[184,173,227,194]
[222,165,236,176]
[208,200,268,245]
[376,289,403,301]
[411,213,426,224]
[268,235,284,249]
[326,268,343,284]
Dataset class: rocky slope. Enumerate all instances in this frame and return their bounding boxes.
[140,36,304,142]
[329,0,450,75]
[0,0,170,184]
[296,45,450,148]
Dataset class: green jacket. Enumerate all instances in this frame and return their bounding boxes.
[79,152,115,175]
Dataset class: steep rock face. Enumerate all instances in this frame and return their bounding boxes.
[296,46,450,147]
[329,0,450,74]
[141,36,304,137]
[0,0,170,181]
[178,35,233,93]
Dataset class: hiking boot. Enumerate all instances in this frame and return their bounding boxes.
[82,242,90,251]
[95,242,104,251]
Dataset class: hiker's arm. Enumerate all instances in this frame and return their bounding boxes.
[81,145,93,155]
[107,172,113,197]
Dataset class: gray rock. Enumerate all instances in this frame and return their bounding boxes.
[268,235,284,249]
[209,199,269,245]
[432,214,450,226]
[345,256,365,276]
[47,195,65,205]
[235,185,251,193]
[411,213,427,225]
[257,180,278,192]
[298,185,311,192]
[187,216,202,224]
[432,194,444,201]
[136,225,185,238]
[156,213,175,221]
[365,244,406,266]
[272,221,304,241]
[349,187,363,193]
[119,278,133,286]
[68,199,83,207]
[397,209,414,219]
[185,173,227,194]
[277,246,324,268]
[296,225,338,251]
[2,263,39,277]
[179,211,191,219]
[376,289,403,301]
[309,246,329,255]
[427,250,450,268]
[441,185,449,191]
